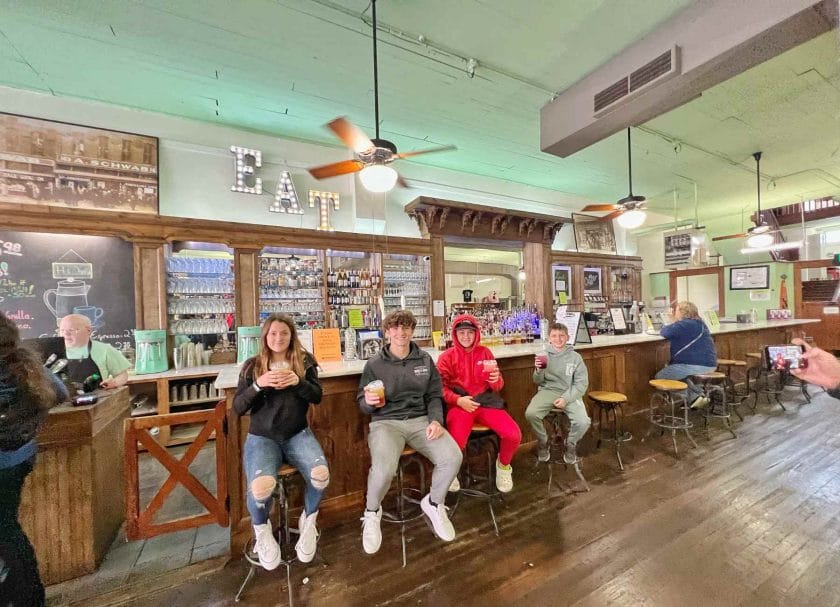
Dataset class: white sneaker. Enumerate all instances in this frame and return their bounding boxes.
[295,510,319,563]
[690,396,710,410]
[448,475,461,493]
[495,459,513,493]
[537,443,550,463]
[420,494,455,542]
[253,523,281,571]
[360,507,382,554]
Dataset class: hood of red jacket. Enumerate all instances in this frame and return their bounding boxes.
[450,313,481,352]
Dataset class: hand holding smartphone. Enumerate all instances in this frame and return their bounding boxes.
[763,345,808,371]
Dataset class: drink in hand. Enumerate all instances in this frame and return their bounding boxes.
[365,380,386,405]
[535,348,548,369]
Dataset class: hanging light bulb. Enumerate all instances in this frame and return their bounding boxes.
[616,209,647,229]
[746,231,774,248]
[359,164,398,193]
[518,267,527,281]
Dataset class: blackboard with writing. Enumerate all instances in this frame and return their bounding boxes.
[0,230,135,350]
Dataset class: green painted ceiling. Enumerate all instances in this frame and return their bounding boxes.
[1,1,839,224]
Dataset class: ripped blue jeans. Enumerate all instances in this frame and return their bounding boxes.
[243,429,328,524]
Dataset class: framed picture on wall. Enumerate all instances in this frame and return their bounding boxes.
[551,264,572,302]
[730,265,769,290]
[0,112,159,214]
[583,266,602,295]
[572,213,617,254]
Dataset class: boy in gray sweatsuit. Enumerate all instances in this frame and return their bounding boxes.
[525,322,590,464]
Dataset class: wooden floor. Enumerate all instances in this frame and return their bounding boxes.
[80,387,840,607]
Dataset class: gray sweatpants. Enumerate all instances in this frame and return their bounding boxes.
[366,416,462,510]
[525,390,591,447]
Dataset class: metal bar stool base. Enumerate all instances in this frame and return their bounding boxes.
[452,429,503,536]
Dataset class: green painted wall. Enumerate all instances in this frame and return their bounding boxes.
[724,262,795,317]
[649,272,671,302]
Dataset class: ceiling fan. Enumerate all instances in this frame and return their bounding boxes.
[712,152,778,247]
[580,127,647,229]
[307,0,456,192]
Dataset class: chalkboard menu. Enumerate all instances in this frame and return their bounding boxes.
[0,231,135,350]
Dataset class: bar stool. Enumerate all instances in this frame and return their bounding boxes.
[716,359,747,421]
[381,447,426,567]
[236,464,299,604]
[745,352,786,411]
[588,391,631,471]
[453,425,503,536]
[691,371,737,439]
[648,379,697,457]
[543,410,590,495]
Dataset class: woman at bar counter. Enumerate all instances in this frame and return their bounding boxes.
[436,314,521,493]
[0,313,68,607]
[233,314,329,570]
[657,300,718,409]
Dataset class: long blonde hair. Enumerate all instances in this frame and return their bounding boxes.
[249,314,313,379]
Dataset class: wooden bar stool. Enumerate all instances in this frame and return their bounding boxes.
[691,371,737,439]
[236,464,299,604]
[452,425,503,536]
[648,379,697,457]
[716,359,747,420]
[588,391,631,471]
[745,352,785,411]
[381,447,426,567]
[543,410,590,495]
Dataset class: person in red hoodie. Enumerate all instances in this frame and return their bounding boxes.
[437,314,522,493]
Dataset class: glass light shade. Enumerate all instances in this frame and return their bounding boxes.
[616,209,647,229]
[359,164,398,193]
[518,269,527,281]
[746,232,774,248]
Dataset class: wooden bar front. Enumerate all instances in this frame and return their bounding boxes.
[222,320,815,553]
[19,388,129,585]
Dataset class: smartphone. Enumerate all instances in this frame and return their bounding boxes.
[763,345,807,371]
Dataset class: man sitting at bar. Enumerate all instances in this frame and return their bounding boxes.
[357,309,462,555]
[656,300,717,409]
[58,314,131,389]
[525,322,591,464]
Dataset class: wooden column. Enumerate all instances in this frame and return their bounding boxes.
[430,236,445,332]
[131,238,167,330]
[234,247,261,327]
[523,242,552,316]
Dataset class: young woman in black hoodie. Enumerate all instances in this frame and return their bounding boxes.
[233,314,328,569]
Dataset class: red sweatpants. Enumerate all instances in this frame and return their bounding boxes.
[445,406,522,466]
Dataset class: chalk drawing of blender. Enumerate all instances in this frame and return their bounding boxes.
[44,249,103,329]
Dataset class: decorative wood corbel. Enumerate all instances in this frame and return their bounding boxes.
[438,207,450,230]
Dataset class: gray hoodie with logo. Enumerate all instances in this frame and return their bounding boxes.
[532,344,589,403]
[357,342,444,425]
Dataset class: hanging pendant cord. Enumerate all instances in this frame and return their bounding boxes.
[754,151,761,215]
[372,0,380,140]
[627,127,633,196]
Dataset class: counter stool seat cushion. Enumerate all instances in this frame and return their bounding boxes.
[745,352,762,359]
[692,371,726,381]
[401,447,417,457]
[717,359,746,367]
[470,424,493,434]
[649,379,688,392]
[589,391,627,404]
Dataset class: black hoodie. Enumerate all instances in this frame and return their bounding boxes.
[357,342,444,425]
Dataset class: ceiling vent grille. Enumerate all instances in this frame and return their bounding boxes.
[593,46,680,117]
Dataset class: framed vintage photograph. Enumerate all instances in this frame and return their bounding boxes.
[551,264,572,302]
[730,265,769,290]
[572,213,617,254]
[583,266,602,295]
[663,230,692,266]
[0,112,159,214]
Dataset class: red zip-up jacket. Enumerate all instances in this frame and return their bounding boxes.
[436,313,504,407]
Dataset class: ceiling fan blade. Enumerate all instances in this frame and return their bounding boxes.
[581,204,621,212]
[396,145,457,160]
[600,209,624,222]
[308,159,364,180]
[396,175,411,189]
[326,117,374,154]
[711,232,748,242]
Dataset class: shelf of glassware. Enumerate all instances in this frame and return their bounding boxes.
[166,256,236,336]
[382,255,431,340]
[259,252,326,330]
[326,251,381,330]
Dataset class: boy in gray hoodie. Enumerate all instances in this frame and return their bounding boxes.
[525,322,591,464]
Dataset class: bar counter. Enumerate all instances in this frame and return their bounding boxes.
[20,387,130,585]
[215,319,818,553]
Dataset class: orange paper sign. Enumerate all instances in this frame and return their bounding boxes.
[312,328,342,362]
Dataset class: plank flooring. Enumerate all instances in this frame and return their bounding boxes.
[66,387,840,606]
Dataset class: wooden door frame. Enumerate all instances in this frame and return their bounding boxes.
[669,266,725,315]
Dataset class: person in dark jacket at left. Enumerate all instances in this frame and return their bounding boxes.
[0,313,68,607]
[233,314,329,570]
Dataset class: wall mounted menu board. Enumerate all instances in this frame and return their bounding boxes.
[0,231,135,349]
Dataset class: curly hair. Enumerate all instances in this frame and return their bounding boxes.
[383,309,417,331]
[0,314,62,451]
